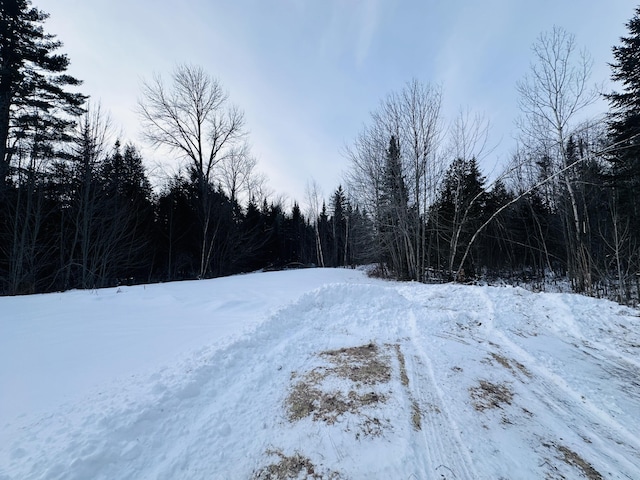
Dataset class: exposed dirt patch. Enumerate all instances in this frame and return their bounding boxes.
[253,450,343,480]
[411,401,422,430]
[542,442,603,480]
[469,380,514,411]
[391,343,423,431]
[286,343,392,437]
[393,344,409,387]
[487,352,531,378]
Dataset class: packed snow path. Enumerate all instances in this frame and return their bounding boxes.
[1,269,639,479]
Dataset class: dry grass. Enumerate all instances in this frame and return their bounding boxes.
[320,343,391,385]
[488,352,532,378]
[286,342,427,437]
[542,442,603,480]
[288,381,386,425]
[286,343,392,436]
[469,380,514,411]
[393,344,410,387]
[557,445,603,480]
[253,450,342,480]
[411,401,422,430]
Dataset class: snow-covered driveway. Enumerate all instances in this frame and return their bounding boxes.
[1,270,639,478]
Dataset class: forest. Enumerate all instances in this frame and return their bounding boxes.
[1,0,640,305]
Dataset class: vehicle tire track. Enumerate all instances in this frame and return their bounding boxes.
[477,288,640,477]
[405,309,479,480]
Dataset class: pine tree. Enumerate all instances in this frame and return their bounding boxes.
[0,0,86,190]
[481,179,515,274]
[0,0,86,292]
[155,176,198,280]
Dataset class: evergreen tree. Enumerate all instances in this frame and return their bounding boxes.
[606,6,640,236]
[155,176,198,280]
[330,186,348,267]
[285,202,313,265]
[0,0,86,292]
[379,135,413,279]
[0,0,85,191]
[431,157,486,279]
[317,201,330,267]
[99,142,154,284]
[239,199,266,270]
[348,205,376,266]
[480,179,515,274]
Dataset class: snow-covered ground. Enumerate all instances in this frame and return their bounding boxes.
[1,268,639,479]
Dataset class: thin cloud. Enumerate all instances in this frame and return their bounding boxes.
[354,0,381,67]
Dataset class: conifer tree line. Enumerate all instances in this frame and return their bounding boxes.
[2,0,640,305]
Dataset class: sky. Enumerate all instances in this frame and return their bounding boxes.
[36,0,635,205]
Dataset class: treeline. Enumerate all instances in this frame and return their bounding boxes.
[2,1,640,305]
[0,1,362,295]
[0,133,362,293]
[343,20,640,304]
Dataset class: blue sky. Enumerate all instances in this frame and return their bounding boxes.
[37,0,634,204]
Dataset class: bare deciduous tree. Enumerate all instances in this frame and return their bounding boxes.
[216,142,269,205]
[66,103,115,289]
[305,179,325,267]
[345,79,445,280]
[138,65,246,278]
[516,26,599,292]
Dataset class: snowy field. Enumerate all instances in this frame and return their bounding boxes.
[1,268,639,479]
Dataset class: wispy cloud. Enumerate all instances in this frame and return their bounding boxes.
[354,0,381,67]
[317,0,383,68]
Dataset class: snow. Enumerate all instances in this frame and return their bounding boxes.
[1,268,639,479]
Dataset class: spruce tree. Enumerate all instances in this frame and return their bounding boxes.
[379,135,412,279]
[330,186,348,266]
[606,6,640,234]
[432,157,486,279]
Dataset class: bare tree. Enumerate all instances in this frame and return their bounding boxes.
[5,127,51,294]
[305,179,325,267]
[449,108,491,163]
[216,142,269,205]
[138,64,245,278]
[345,79,445,280]
[65,103,115,288]
[444,110,492,278]
[396,80,444,280]
[516,26,599,292]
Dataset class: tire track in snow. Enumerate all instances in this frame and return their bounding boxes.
[405,309,479,480]
[476,288,640,477]
[7,277,638,479]
[24,282,427,479]
[492,329,640,477]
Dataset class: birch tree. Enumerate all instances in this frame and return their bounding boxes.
[516,26,598,292]
[305,179,325,267]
